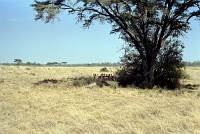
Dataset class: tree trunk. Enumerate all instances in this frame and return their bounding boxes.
[140,55,155,89]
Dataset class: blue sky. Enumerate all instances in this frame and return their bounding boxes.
[0,0,200,64]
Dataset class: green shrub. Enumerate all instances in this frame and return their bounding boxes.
[100,67,109,72]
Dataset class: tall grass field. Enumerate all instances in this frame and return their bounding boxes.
[0,65,200,134]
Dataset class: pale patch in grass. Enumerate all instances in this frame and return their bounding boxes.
[0,65,200,134]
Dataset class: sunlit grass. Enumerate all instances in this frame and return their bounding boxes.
[0,65,200,134]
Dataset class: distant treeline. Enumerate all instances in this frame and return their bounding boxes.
[0,62,120,67]
[183,61,200,66]
[64,63,120,67]
[1,61,200,67]
[45,62,120,67]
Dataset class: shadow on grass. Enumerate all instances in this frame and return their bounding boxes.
[182,84,200,90]
[33,76,118,89]
[34,79,64,85]
[33,77,199,92]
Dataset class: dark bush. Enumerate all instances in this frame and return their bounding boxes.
[117,39,184,89]
[116,48,146,88]
[100,67,109,72]
[154,40,184,89]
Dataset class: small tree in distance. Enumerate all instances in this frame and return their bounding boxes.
[32,0,200,89]
[14,59,22,65]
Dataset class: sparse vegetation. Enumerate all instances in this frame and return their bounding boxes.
[184,61,200,66]
[72,76,94,87]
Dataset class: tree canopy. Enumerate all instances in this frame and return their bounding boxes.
[32,0,200,89]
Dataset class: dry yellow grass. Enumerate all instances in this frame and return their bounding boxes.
[0,65,200,134]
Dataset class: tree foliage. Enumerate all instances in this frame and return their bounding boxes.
[32,0,200,89]
[117,39,184,89]
[14,59,23,65]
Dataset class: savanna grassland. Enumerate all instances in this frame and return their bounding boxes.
[0,65,200,134]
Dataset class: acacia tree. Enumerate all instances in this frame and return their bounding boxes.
[14,59,22,65]
[32,0,200,88]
